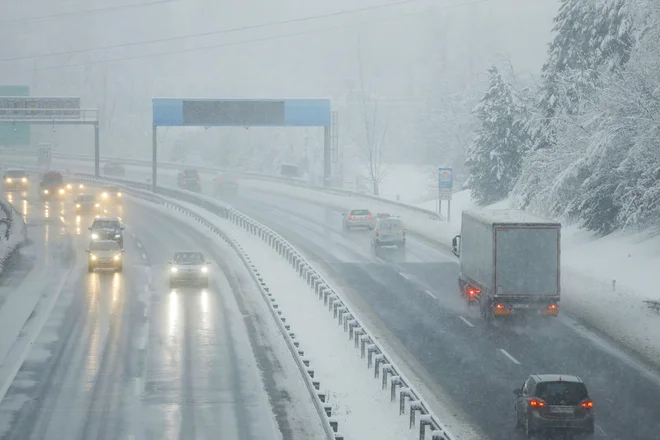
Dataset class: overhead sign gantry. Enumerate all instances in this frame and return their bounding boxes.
[0,96,101,174]
[151,98,335,191]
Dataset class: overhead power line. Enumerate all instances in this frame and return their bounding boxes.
[30,0,498,72]
[0,0,179,25]
[0,0,424,63]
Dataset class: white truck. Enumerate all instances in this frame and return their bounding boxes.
[451,209,561,321]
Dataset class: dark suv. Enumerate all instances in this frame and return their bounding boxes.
[514,374,595,437]
[177,169,201,192]
[89,217,125,248]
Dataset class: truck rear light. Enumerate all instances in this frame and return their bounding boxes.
[529,399,546,408]
[543,304,559,316]
[580,399,593,409]
[467,288,480,296]
[375,229,379,235]
[547,304,557,310]
[495,303,505,309]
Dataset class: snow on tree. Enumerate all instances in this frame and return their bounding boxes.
[466,66,529,205]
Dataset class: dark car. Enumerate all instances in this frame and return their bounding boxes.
[213,172,238,195]
[514,374,595,437]
[89,217,124,248]
[103,161,125,176]
[177,169,201,192]
[40,171,66,198]
[3,169,28,191]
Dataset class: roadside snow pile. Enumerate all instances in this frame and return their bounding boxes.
[0,201,26,274]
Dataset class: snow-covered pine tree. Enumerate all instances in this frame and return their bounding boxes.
[466,66,528,205]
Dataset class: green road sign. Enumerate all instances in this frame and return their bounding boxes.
[0,85,30,147]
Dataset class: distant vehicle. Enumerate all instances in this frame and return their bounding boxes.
[103,161,125,176]
[342,209,375,230]
[89,217,124,248]
[3,169,28,191]
[514,374,595,437]
[452,209,561,320]
[371,215,406,251]
[177,169,201,192]
[213,172,238,195]
[86,240,124,272]
[280,164,300,178]
[75,194,101,214]
[169,251,210,288]
[99,185,123,204]
[40,171,66,198]
[65,180,86,193]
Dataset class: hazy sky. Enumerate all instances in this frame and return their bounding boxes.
[0,0,559,158]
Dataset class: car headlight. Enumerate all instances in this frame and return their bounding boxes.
[91,233,99,240]
[95,203,100,207]
[114,254,121,261]
[43,189,49,194]
[102,193,108,199]
[79,184,84,189]
[76,204,81,208]
[201,266,208,273]
[114,234,121,238]
[66,184,72,189]
[117,192,122,197]
[90,254,97,260]
[21,177,27,183]
[5,178,11,183]
[59,188,65,194]
[170,267,178,273]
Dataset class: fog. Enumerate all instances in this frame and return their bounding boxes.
[0,0,559,173]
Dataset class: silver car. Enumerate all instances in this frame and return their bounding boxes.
[342,209,375,230]
[86,240,124,272]
[169,251,210,288]
[371,216,406,250]
[514,374,595,437]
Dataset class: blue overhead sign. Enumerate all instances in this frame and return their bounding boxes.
[153,98,331,127]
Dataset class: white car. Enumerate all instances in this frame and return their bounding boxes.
[169,251,210,288]
[371,216,406,250]
[86,240,124,272]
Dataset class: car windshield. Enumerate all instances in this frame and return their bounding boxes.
[174,252,203,264]
[90,241,120,251]
[42,174,63,184]
[93,221,119,229]
[350,210,370,216]
[5,170,25,177]
[535,381,588,405]
[79,195,95,202]
[183,170,199,176]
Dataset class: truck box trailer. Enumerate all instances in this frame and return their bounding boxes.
[451,209,561,321]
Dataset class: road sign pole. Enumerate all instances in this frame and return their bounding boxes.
[323,125,331,186]
[448,200,451,223]
[94,123,100,177]
[152,124,158,192]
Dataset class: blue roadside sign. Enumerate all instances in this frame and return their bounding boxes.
[0,85,30,148]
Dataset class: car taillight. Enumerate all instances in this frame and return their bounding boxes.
[580,399,594,409]
[348,215,355,219]
[217,177,222,183]
[196,179,200,184]
[235,177,238,183]
[529,399,545,408]
[402,228,406,235]
[375,229,379,235]
[366,215,372,219]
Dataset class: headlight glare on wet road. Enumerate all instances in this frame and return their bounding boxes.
[201,266,208,273]
[170,267,178,273]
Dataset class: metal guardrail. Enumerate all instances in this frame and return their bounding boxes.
[74,172,456,440]
[0,149,444,221]
[0,108,99,122]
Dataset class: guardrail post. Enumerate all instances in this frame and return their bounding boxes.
[409,401,425,428]
[367,344,379,368]
[335,305,346,320]
[347,320,359,339]
[390,376,402,400]
[399,388,413,415]
[380,364,394,388]
[419,415,434,440]
[373,354,386,378]
[360,336,372,358]
[353,328,365,347]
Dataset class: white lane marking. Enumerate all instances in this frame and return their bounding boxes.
[499,348,521,365]
[375,257,384,263]
[459,316,474,327]
[596,424,607,436]
[424,289,437,299]
[137,242,142,248]
[134,378,141,397]
[398,272,410,281]
[142,253,147,260]
[131,232,136,238]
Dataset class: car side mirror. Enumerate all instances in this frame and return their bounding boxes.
[452,235,461,258]
[514,388,522,396]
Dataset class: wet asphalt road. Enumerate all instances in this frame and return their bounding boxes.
[0,181,321,440]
